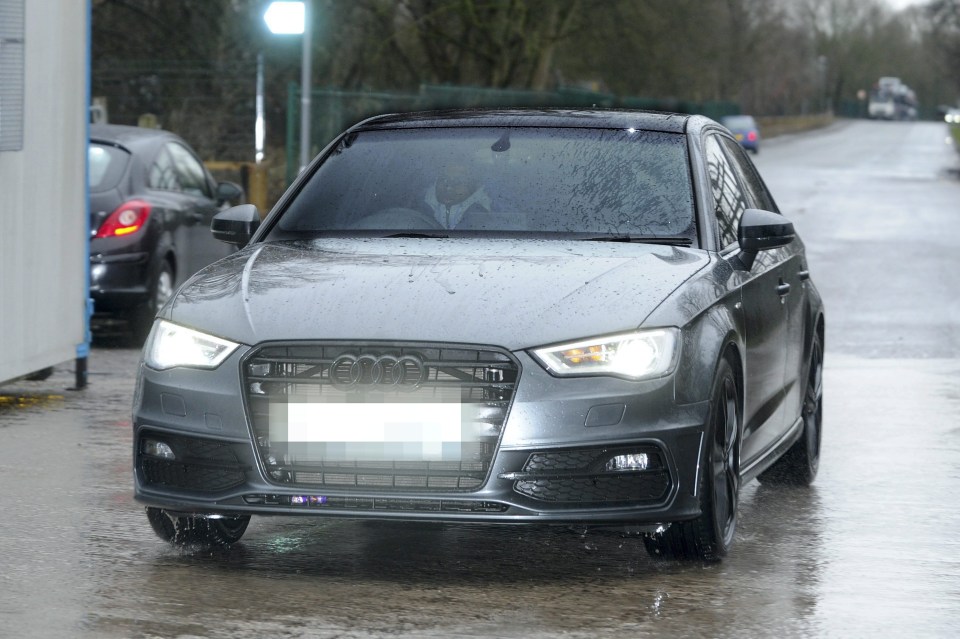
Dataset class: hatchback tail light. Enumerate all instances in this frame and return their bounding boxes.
[95,200,152,238]
[747,131,758,142]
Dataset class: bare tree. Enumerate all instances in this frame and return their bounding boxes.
[928,0,960,93]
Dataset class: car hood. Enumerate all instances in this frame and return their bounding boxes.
[166,238,709,351]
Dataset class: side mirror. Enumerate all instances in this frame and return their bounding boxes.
[212,204,261,248]
[215,181,244,206]
[737,208,794,269]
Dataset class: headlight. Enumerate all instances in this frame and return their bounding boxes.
[530,328,680,380]
[144,320,240,370]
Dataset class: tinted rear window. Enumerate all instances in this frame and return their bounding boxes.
[88,143,130,193]
[273,127,695,240]
[721,116,757,129]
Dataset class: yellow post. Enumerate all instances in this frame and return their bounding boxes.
[249,163,269,217]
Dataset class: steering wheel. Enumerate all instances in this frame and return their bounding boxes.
[350,207,445,230]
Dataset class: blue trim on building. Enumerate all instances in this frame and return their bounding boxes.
[76,0,92,374]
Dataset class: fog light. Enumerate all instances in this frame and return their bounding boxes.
[605,453,649,472]
[143,439,176,460]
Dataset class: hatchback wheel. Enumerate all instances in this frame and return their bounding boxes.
[146,507,250,546]
[644,357,741,562]
[130,261,174,344]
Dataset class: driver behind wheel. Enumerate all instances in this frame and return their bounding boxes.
[424,162,492,228]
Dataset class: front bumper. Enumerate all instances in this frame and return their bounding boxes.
[132,347,710,527]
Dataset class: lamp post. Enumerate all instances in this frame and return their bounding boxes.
[255,52,264,164]
[264,0,312,172]
[817,55,828,115]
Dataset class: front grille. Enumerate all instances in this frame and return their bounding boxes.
[243,342,519,491]
[512,446,671,505]
[139,432,247,492]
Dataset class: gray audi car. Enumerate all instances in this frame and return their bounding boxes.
[133,109,824,561]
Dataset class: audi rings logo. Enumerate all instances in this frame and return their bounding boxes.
[329,353,427,389]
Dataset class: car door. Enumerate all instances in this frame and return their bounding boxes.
[720,136,809,428]
[703,133,789,466]
[166,142,232,276]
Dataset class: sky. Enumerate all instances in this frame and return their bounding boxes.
[885,0,929,10]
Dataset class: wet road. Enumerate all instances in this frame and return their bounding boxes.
[3,120,960,638]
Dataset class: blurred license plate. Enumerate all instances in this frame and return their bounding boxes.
[269,402,466,461]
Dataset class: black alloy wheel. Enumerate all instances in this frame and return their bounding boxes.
[145,507,250,546]
[757,332,823,486]
[644,357,741,561]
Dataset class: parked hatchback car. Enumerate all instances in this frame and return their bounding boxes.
[134,109,824,561]
[89,124,242,340]
[720,114,761,154]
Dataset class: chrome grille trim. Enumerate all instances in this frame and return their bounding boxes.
[242,342,520,492]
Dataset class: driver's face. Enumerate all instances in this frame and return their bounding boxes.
[435,164,478,206]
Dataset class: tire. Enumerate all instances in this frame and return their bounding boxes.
[146,507,250,547]
[130,261,174,344]
[644,357,741,562]
[757,332,823,486]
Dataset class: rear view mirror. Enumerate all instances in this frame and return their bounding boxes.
[215,181,244,205]
[212,204,261,248]
[737,208,795,269]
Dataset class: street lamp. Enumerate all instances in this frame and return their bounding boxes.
[264,0,312,172]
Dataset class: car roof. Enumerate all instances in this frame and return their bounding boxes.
[89,123,181,152]
[353,108,694,134]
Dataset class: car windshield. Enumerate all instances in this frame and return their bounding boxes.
[88,143,130,193]
[271,126,696,242]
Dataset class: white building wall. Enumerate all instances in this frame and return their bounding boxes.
[0,0,88,383]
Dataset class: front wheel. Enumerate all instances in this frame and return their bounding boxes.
[146,507,250,546]
[644,357,741,562]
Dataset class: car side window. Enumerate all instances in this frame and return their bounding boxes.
[704,134,747,249]
[718,136,778,212]
[167,143,212,199]
[148,147,181,192]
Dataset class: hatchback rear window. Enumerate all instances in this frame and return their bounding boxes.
[721,116,757,129]
[88,143,129,193]
[274,127,696,240]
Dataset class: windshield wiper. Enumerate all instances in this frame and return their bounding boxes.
[382,232,449,239]
[580,235,694,247]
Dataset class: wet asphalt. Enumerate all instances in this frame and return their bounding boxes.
[2,120,960,638]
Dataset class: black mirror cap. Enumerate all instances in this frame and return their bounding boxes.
[215,181,245,205]
[738,208,795,253]
[212,204,261,247]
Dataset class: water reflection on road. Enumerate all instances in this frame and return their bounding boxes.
[1,351,956,638]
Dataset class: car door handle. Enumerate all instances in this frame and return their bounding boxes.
[798,270,810,281]
[776,282,791,296]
